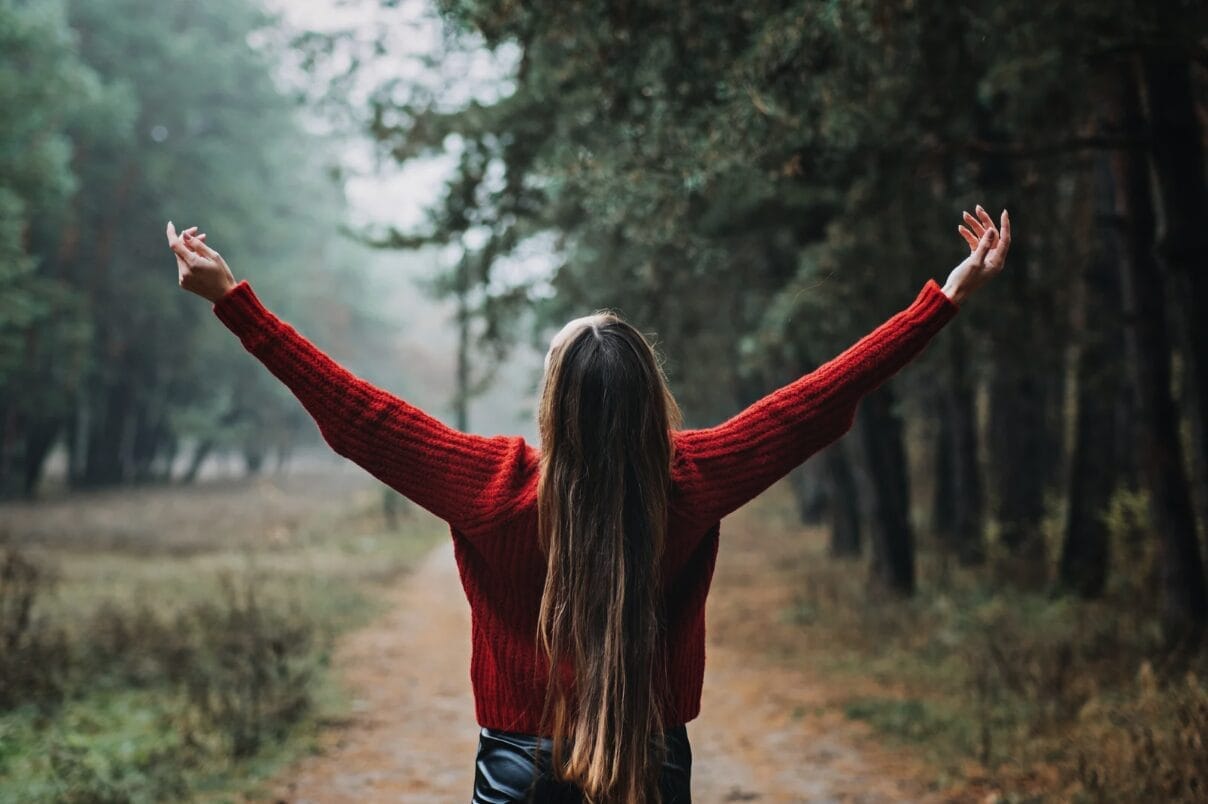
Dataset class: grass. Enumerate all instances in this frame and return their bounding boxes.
[0,473,446,803]
[731,483,1208,802]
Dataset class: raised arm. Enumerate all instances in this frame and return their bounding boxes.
[166,223,535,538]
[671,205,1010,526]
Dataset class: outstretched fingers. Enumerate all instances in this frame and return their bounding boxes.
[165,222,197,243]
[962,210,985,239]
[972,223,997,262]
[960,205,1007,264]
[183,230,219,260]
[958,224,979,251]
[974,205,996,235]
[165,222,221,269]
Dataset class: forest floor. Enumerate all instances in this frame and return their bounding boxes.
[2,465,975,803]
[9,465,1196,803]
[260,483,958,804]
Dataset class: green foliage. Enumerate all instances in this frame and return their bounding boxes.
[0,0,389,497]
[844,697,973,747]
[0,0,96,403]
[345,0,1207,484]
[43,729,189,804]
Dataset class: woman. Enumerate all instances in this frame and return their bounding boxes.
[165,205,1010,803]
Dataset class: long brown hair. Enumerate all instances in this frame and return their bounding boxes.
[536,309,683,802]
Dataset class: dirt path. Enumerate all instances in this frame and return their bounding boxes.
[269,541,478,802]
[268,501,945,803]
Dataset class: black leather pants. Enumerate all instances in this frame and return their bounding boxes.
[471,724,692,803]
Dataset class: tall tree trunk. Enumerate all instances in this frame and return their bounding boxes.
[242,446,265,477]
[157,432,179,483]
[788,461,827,526]
[67,384,89,486]
[822,442,862,558]
[81,369,134,487]
[22,417,62,498]
[1142,55,1208,525]
[0,399,21,500]
[932,402,956,543]
[454,255,471,433]
[1060,158,1126,598]
[976,120,1052,583]
[987,341,1050,582]
[181,438,214,484]
[943,324,985,565]
[858,387,915,595]
[931,409,957,586]
[130,399,156,483]
[1112,62,1207,637]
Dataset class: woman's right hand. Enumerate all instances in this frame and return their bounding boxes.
[942,205,1011,305]
[166,221,238,303]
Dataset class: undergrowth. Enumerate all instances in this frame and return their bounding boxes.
[0,483,442,803]
[779,486,1207,802]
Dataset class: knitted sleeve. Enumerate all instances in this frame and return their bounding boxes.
[671,278,959,525]
[211,279,534,537]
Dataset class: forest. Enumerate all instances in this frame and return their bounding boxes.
[2,0,1207,800]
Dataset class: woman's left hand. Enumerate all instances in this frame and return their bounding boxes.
[165,221,237,303]
[942,205,1011,305]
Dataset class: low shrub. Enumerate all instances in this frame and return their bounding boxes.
[781,526,1204,798]
[1074,666,1208,803]
[46,738,189,804]
[0,547,71,710]
[171,572,320,758]
[84,601,186,689]
[0,544,327,800]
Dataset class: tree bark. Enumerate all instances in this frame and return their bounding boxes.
[943,324,985,565]
[858,387,915,595]
[455,255,471,433]
[976,121,1052,583]
[1060,158,1127,598]
[932,402,956,544]
[21,416,61,498]
[1142,55,1208,525]
[80,368,134,487]
[0,400,20,500]
[822,442,862,558]
[987,340,1050,582]
[787,461,827,527]
[181,438,214,484]
[1112,62,1207,637]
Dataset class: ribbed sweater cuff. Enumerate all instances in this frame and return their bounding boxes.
[212,279,282,348]
[913,277,960,323]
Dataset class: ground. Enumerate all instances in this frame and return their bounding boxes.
[3,466,957,803]
[258,479,948,803]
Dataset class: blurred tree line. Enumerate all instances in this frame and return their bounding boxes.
[0,0,379,498]
[352,0,1208,639]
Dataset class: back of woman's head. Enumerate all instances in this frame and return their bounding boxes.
[536,310,683,802]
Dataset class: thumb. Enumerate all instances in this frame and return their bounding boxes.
[972,226,997,262]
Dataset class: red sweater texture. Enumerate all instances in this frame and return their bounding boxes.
[212,277,959,734]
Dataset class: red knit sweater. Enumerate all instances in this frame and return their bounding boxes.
[212,277,958,734]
